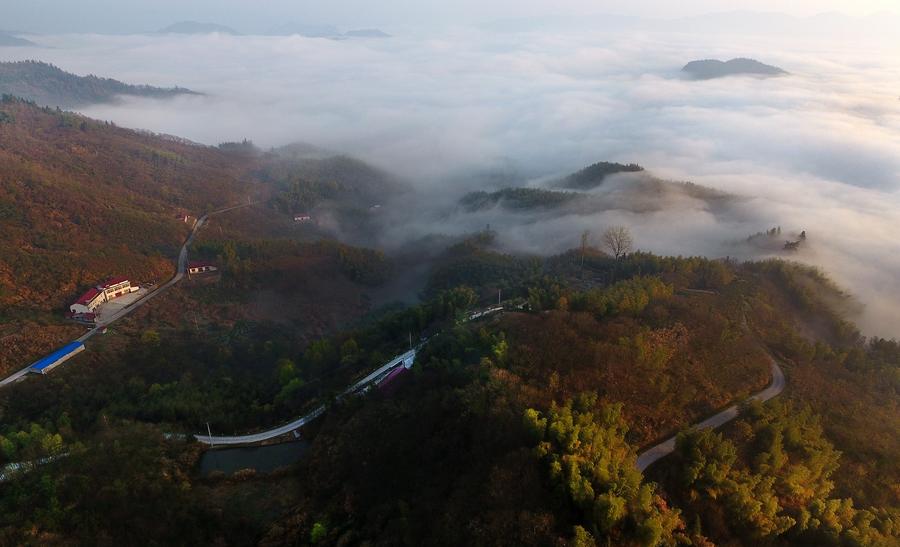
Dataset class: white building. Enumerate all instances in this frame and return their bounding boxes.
[188,261,218,275]
[69,277,136,315]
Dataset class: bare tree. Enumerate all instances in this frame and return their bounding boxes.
[602,226,633,259]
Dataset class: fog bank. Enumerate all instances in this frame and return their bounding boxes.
[1,27,898,336]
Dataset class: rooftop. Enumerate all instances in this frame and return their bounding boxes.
[101,276,129,287]
[30,342,84,372]
[75,287,102,305]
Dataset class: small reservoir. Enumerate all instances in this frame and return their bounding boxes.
[199,440,309,476]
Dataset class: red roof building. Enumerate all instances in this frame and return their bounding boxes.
[75,287,101,305]
[69,277,135,315]
[70,287,105,314]
[102,276,129,288]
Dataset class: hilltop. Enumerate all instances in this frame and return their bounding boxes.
[459,162,734,217]
[0,60,198,108]
[682,57,787,79]
[555,160,644,190]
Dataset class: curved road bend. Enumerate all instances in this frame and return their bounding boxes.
[77,202,251,343]
[194,349,418,446]
[0,202,253,387]
[635,357,785,471]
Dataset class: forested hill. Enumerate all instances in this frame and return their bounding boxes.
[682,58,787,80]
[0,97,256,372]
[0,60,199,108]
[555,161,644,190]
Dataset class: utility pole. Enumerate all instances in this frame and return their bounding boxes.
[408,332,412,350]
[206,422,214,448]
[498,289,501,306]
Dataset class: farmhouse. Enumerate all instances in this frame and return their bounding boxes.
[69,277,138,315]
[188,261,218,275]
[294,214,312,222]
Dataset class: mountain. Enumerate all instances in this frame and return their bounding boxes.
[158,21,240,35]
[0,60,199,108]
[0,32,36,47]
[345,28,391,38]
[555,161,644,190]
[683,57,788,79]
[267,23,342,38]
[459,162,733,217]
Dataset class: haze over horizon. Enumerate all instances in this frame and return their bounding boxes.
[2,1,899,34]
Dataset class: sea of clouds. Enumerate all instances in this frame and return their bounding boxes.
[2,27,899,335]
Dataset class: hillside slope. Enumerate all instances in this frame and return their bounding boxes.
[0,60,198,108]
[0,32,36,47]
[0,97,257,374]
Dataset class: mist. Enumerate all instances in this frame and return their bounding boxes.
[1,22,899,336]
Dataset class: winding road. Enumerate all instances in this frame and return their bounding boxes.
[194,349,418,445]
[0,202,252,388]
[195,302,786,460]
[635,356,785,471]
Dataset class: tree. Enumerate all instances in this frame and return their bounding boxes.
[524,396,684,544]
[601,226,633,259]
[580,229,591,271]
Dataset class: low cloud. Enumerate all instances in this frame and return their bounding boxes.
[2,27,899,336]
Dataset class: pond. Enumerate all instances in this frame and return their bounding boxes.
[199,440,310,476]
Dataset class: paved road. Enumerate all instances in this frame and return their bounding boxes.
[635,357,785,471]
[0,202,252,387]
[0,367,31,388]
[77,203,250,341]
[194,349,417,446]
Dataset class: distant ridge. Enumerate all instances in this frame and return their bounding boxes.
[0,60,199,108]
[0,31,36,47]
[159,21,240,35]
[683,58,787,80]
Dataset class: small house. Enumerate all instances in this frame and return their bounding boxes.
[188,261,218,275]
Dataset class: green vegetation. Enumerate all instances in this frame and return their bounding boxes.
[1,244,898,545]
[0,425,258,545]
[0,105,896,545]
[194,238,392,287]
[460,187,579,212]
[669,401,899,544]
[556,161,645,190]
[0,60,198,108]
[525,395,685,546]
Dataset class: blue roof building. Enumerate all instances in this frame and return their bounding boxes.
[29,342,85,374]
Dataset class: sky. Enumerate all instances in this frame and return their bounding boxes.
[2,0,899,34]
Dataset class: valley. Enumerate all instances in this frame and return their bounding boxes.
[0,25,898,545]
